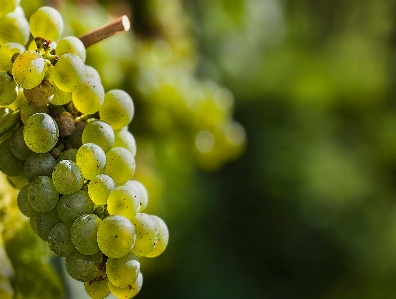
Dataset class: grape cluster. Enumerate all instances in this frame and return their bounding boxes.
[0,2,169,299]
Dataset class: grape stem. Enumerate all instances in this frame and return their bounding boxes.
[78,16,131,48]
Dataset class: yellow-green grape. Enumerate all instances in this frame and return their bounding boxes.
[0,72,17,105]
[125,180,148,212]
[56,36,86,62]
[97,215,135,258]
[17,184,38,217]
[146,215,169,258]
[52,53,85,92]
[113,129,136,157]
[23,79,54,106]
[0,42,25,72]
[20,97,49,123]
[71,214,101,255]
[131,213,158,257]
[0,138,24,176]
[23,152,56,182]
[12,50,47,89]
[0,0,21,18]
[88,174,115,205]
[23,113,59,153]
[65,251,99,282]
[56,148,77,163]
[108,272,143,299]
[106,253,140,288]
[99,90,134,130]
[0,107,19,136]
[82,120,114,153]
[107,185,140,221]
[7,173,28,189]
[57,190,94,224]
[28,175,59,212]
[33,208,60,240]
[84,279,110,299]
[52,160,84,194]
[29,6,63,41]
[105,147,135,184]
[10,126,33,160]
[76,143,106,180]
[85,65,101,82]
[0,12,30,46]
[48,88,69,108]
[48,222,75,257]
[72,78,104,114]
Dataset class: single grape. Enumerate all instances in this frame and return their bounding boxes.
[131,213,158,257]
[97,215,135,258]
[55,111,75,137]
[107,185,140,221]
[52,160,84,194]
[82,120,114,153]
[20,97,49,124]
[72,78,104,114]
[57,190,95,224]
[99,90,134,130]
[88,174,115,205]
[0,107,19,136]
[7,173,28,189]
[28,176,59,213]
[23,79,54,107]
[105,147,135,184]
[85,65,101,82]
[51,85,72,105]
[29,6,63,41]
[23,113,59,153]
[23,152,56,182]
[0,0,21,18]
[56,148,77,163]
[10,126,33,160]
[76,143,106,180]
[48,222,75,257]
[106,253,140,288]
[17,184,38,217]
[0,71,17,106]
[108,272,143,299]
[12,50,47,89]
[33,208,61,240]
[0,12,30,46]
[71,214,101,255]
[0,42,25,72]
[56,36,86,62]
[84,278,110,299]
[146,215,169,258]
[65,251,99,282]
[0,138,24,176]
[113,129,136,157]
[52,53,85,92]
[124,180,148,212]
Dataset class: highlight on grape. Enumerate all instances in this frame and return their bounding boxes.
[0,2,168,299]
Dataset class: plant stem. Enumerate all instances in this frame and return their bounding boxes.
[78,16,131,48]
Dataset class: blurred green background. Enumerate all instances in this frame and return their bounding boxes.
[5,0,396,298]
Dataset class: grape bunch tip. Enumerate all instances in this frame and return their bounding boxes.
[0,3,168,299]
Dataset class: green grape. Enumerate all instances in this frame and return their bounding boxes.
[23,113,59,153]
[52,159,84,194]
[10,125,33,160]
[105,147,135,184]
[29,6,63,41]
[33,208,61,240]
[20,97,49,124]
[65,251,99,282]
[85,65,101,82]
[146,215,169,258]
[56,148,77,163]
[0,12,29,46]
[108,272,143,299]
[0,72,17,106]
[88,174,115,205]
[124,180,148,212]
[66,120,85,148]
[12,50,47,89]
[0,0,21,18]
[76,143,106,180]
[72,78,104,114]
[23,79,54,107]
[99,90,134,130]
[71,214,101,255]
[84,278,110,299]
[113,129,136,157]
[17,184,38,217]
[97,215,135,258]
[0,42,24,72]
[107,185,140,221]
[28,175,59,212]
[106,253,140,288]
[7,173,28,188]
[51,85,72,105]
[57,190,94,224]
[131,213,158,257]
[0,107,19,136]
[56,36,86,62]
[52,53,85,92]
[0,138,24,176]
[23,152,56,182]
[82,120,114,153]
[48,222,75,257]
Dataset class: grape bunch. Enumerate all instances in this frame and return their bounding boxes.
[0,2,169,299]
